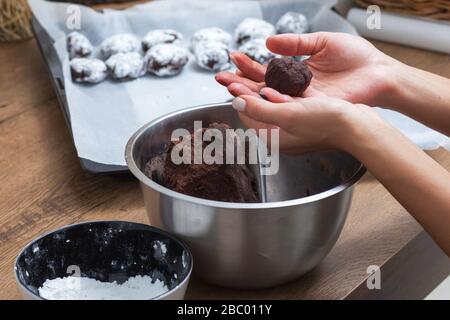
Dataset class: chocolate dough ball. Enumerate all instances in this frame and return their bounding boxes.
[265,57,312,96]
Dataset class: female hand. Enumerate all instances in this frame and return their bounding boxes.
[217,32,399,107]
[232,93,450,256]
[231,91,382,154]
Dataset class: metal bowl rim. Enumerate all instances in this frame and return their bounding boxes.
[14,220,193,300]
[125,102,367,209]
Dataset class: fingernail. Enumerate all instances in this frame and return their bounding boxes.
[215,75,226,85]
[228,88,237,96]
[259,88,268,100]
[232,97,246,112]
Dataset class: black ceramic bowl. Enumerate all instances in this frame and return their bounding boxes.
[14,221,193,300]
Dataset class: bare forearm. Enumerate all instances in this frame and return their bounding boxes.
[344,111,450,255]
[388,63,450,136]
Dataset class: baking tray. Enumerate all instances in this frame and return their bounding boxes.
[31,16,128,174]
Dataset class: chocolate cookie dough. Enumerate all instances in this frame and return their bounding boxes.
[67,31,93,59]
[145,43,189,77]
[265,57,312,96]
[144,123,260,203]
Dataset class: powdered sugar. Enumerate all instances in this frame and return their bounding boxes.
[38,275,168,300]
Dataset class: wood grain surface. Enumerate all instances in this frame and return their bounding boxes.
[0,29,449,299]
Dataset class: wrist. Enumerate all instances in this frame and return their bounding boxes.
[337,104,394,158]
[383,61,421,112]
[374,58,410,109]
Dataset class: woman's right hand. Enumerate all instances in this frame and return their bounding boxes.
[217,32,400,107]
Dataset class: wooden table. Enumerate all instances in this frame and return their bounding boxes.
[1,32,449,299]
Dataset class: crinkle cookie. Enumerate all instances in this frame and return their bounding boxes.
[194,41,231,72]
[235,18,275,46]
[100,34,140,59]
[105,52,146,80]
[142,29,183,51]
[67,31,93,59]
[190,27,232,51]
[70,58,108,84]
[145,43,189,77]
[276,12,309,34]
[239,38,277,64]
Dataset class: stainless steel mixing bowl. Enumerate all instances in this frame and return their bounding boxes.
[126,103,366,289]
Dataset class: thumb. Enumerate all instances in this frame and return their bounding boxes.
[266,32,329,56]
[260,87,295,103]
[232,95,299,127]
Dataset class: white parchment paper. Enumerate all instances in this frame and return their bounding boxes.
[28,0,448,166]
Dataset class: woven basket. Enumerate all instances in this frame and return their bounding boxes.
[354,0,450,21]
[0,0,33,42]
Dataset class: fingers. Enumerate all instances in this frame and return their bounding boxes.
[230,52,266,82]
[227,83,260,97]
[215,71,264,92]
[266,32,328,56]
[238,112,290,148]
[235,70,245,77]
[237,113,277,132]
[232,95,298,127]
[259,87,295,103]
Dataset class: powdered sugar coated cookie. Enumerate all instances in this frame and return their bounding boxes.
[70,58,108,84]
[67,31,93,59]
[235,18,275,46]
[145,43,189,77]
[100,34,140,59]
[142,29,183,51]
[106,52,146,80]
